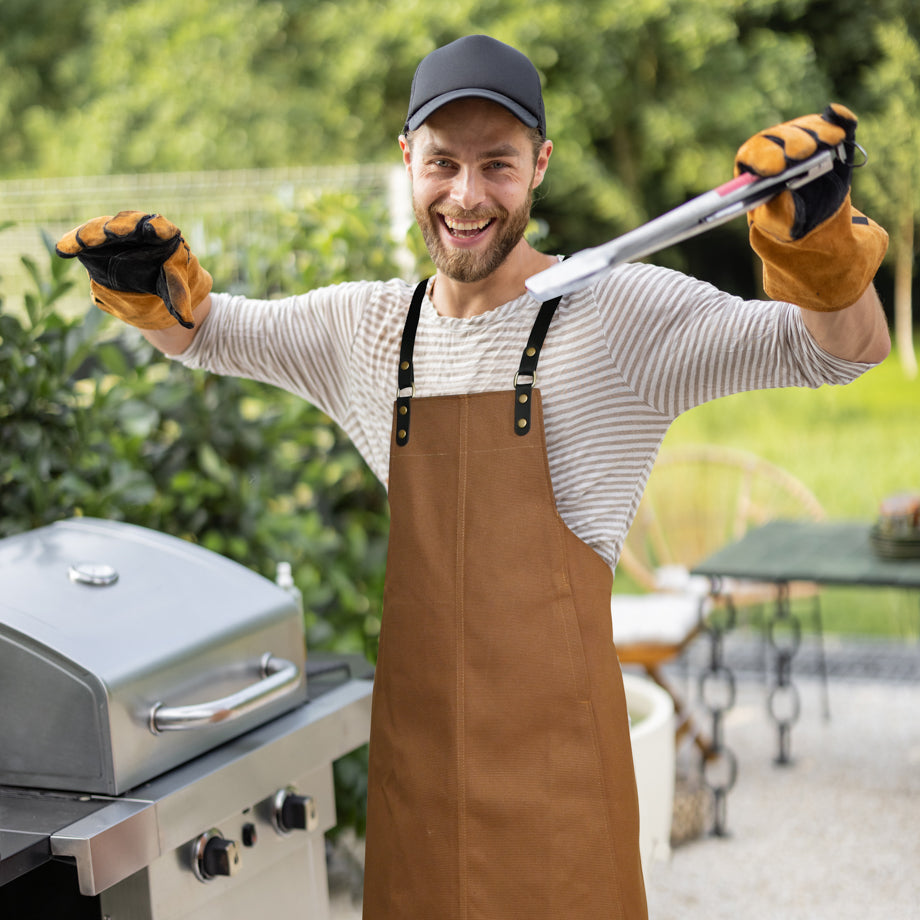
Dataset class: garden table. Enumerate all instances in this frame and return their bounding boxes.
[694,520,920,591]
[690,520,920,832]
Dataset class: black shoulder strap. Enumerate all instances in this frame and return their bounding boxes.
[514,294,563,436]
[394,278,430,447]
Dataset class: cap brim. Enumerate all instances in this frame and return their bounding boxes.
[405,89,540,133]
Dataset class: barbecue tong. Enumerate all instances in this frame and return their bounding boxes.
[525,144,860,301]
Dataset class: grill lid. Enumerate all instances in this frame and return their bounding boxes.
[0,518,307,794]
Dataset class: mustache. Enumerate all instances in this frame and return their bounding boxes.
[433,204,508,222]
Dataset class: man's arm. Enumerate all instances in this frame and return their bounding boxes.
[142,294,213,355]
[799,284,891,364]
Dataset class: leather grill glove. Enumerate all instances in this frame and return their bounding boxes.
[56,211,212,329]
[734,104,887,311]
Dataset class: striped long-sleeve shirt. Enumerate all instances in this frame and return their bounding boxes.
[174,262,871,569]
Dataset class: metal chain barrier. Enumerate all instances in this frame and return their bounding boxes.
[765,581,802,765]
[696,591,738,836]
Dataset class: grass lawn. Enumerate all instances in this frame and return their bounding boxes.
[630,345,920,640]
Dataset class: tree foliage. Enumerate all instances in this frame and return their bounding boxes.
[2,0,917,292]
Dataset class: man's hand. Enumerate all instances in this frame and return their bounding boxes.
[734,104,888,311]
[56,211,212,329]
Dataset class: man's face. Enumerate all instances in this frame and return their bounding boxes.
[400,99,552,283]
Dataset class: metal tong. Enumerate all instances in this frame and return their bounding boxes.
[525,147,843,301]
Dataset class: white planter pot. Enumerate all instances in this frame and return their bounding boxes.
[623,672,676,879]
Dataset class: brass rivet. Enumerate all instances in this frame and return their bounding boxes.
[525,347,536,357]
[518,393,528,404]
[398,429,407,439]
[400,361,409,370]
[517,418,528,429]
[399,405,407,415]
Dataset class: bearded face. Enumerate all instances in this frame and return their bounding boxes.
[413,188,534,283]
[402,99,549,287]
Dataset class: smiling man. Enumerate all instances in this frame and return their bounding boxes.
[402,96,553,313]
[58,33,889,920]
[401,88,554,307]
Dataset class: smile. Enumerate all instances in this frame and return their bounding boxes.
[441,215,495,238]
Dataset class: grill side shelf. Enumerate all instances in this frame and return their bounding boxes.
[0,789,114,886]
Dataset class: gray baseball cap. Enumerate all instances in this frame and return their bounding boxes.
[404,35,546,136]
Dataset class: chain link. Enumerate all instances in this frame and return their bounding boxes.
[696,594,738,836]
[766,582,802,765]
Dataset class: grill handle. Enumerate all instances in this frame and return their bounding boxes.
[148,654,301,734]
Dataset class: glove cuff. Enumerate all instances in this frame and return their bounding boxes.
[90,264,212,330]
[90,283,181,329]
[190,262,214,310]
[752,194,888,311]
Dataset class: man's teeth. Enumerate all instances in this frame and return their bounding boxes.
[444,216,492,233]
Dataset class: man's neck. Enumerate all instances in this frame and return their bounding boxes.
[429,242,557,318]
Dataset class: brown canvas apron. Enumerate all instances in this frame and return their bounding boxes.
[362,281,647,920]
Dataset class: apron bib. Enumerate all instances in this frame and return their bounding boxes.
[363,281,647,920]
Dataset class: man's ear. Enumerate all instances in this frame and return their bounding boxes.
[532,139,553,189]
[398,134,412,173]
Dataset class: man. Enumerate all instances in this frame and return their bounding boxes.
[58,34,889,920]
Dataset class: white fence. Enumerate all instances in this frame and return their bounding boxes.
[0,163,413,314]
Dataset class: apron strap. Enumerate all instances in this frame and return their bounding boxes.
[395,278,430,447]
[395,278,563,444]
[514,293,563,436]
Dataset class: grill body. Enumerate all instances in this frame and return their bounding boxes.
[0,519,372,919]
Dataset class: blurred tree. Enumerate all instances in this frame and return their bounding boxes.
[0,0,92,169]
[17,0,301,174]
[854,12,920,377]
[1,0,916,305]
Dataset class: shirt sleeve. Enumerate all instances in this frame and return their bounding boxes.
[590,262,876,418]
[170,281,382,426]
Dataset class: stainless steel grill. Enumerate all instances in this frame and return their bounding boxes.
[0,518,372,919]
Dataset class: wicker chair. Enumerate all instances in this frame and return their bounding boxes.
[612,444,829,754]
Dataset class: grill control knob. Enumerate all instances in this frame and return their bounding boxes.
[272,787,318,834]
[192,829,241,882]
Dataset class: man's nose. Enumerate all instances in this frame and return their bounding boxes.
[450,167,485,211]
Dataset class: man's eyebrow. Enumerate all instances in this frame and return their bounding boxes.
[420,142,525,160]
[480,143,524,160]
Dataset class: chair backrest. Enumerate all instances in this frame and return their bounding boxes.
[620,445,826,591]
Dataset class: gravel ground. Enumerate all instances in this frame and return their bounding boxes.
[330,647,920,920]
[645,674,920,919]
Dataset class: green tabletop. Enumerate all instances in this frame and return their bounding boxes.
[692,520,920,589]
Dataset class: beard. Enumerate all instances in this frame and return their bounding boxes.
[414,189,533,283]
